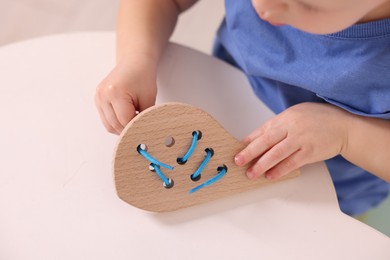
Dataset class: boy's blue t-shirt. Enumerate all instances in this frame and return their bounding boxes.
[213,0,390,215]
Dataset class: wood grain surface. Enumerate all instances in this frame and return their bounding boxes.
[113,103,299,212]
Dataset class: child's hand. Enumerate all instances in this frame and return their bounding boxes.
[95,59,157,134]
[234,102,350,180]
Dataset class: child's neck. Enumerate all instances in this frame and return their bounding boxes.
[360,1,390,23]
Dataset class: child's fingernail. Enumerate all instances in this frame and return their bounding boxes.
[234,154,244,166]
[247,169,255,179]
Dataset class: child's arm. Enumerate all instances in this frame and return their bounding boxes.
[95,0,198,134]
[234,102,390,182]
[341,113,390,182]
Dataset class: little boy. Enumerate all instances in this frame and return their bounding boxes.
[95,0,390,216]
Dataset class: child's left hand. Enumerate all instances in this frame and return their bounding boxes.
[234,102,351,180]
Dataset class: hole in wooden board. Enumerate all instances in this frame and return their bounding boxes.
[138,143,148,152]
[164,136,175,147]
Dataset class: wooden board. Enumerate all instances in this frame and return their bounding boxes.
[113,102,299,212]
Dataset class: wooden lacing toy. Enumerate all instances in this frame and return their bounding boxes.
[113,103,299,212]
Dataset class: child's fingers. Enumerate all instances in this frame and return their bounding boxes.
[95,94,117,134]
[235,128,287,166]
[101,101,124,134]
[138,89,156,112]
[264,149,307,180]
[243,125,265,144]
[246,138,297,179]
[111,99,137,128]
[96,104,117,134]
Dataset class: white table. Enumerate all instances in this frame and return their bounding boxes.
[0,32,389,259]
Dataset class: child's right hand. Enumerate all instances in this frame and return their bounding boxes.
[95,58,157,135]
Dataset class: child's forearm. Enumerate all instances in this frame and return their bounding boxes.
[116,0,197,66]
[342,114,390,182]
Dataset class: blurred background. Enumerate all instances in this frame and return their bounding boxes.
[0,0,224,53]
[0,0,388,236]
